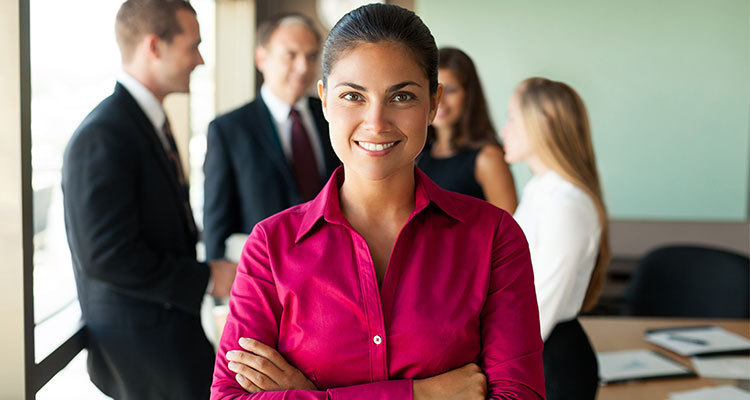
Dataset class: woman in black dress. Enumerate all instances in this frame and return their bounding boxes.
[417,47,517,212]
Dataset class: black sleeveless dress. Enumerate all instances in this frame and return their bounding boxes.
[416,145,485,200]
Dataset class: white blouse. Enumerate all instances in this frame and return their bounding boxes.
[513,171,601,341]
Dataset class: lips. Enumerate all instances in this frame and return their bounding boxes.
[355,140,400,155]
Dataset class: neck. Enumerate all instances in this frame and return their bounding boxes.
[528,155,550,176]
[123,63,165,103]
[269,86,300,107]
[431,125,455,156]
[339,166,416,225]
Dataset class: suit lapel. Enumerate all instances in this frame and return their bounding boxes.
[247,98,302,202]
[114,83,197,242]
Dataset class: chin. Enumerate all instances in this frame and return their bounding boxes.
[349,162,413,183]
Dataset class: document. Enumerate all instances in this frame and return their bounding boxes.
[668,385,750,400]
[645,325,750,356]
[691,355,750,379]
[597,349,694,384]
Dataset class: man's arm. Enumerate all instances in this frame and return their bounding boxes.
[63,122,209,314]
[203,119,241,261]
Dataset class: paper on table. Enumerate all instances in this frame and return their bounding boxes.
[645,326,750,356]
[691,356,750,379]
[597,349,693,383]
[668,385,750,400]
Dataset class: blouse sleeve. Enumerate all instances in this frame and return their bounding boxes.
[533,197,599,341]
[480,212,546,399]
[210,224,414,400]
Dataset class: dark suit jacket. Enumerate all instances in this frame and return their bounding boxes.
[62,83,214,400]
[203,96,339,261]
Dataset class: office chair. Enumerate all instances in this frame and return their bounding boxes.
[624,245,750,318]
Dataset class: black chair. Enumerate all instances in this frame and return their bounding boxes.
[624,245,750,318]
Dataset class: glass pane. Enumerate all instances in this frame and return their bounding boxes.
[189,0,216,238]
[36,350,112,400]
[30,0,126,359]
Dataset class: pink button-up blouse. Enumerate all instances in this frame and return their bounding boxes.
[211,167,545,399]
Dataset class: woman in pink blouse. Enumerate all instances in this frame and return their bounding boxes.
[211,4,545,399]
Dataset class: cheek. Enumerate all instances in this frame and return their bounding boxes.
[326,107,358,146]
[451,94,466,114]
[399,109,429,143]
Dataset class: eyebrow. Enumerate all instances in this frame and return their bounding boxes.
[334,81,422,92]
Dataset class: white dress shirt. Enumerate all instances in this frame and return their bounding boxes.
[513,170,601,341]
[117,72,170,152]
[260,84,325,177]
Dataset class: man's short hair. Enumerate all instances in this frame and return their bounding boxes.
[115,0,196,62]
[257,13,321,48]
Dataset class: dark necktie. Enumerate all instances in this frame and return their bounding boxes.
[289,108,322,201]
[163,119,196,234]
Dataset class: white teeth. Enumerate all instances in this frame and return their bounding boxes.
[359,141,396,151]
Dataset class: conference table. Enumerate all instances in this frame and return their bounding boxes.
[580,316,750,399]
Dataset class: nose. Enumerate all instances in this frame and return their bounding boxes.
[363,101,390,134]
[294,55,311,75]
[196,49,205,66]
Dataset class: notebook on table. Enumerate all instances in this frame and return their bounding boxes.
[597,349,695,384]
[645,325,750,357]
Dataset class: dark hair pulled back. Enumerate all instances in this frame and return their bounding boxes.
[321,4,438,94]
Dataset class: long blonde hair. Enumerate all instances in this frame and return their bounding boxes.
[516,77,610,312]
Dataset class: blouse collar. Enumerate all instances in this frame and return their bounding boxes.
[295,166,464,243]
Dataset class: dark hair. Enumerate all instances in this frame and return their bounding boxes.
[115,0,196,62]
[321,4,438,94]
[427,47,498,149]
[257,13,321,47]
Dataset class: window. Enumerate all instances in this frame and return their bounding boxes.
[23,0,217,397]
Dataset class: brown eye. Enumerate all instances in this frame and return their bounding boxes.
[342,92,363,102]
[392,92,413,102]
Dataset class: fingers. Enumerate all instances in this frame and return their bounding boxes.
[238,337,293,371]
[234,373,261,393]
[227,359,279,391]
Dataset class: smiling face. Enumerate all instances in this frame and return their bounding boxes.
[318,41,441,182]
[257,23,320,106]
[432,68,465,130]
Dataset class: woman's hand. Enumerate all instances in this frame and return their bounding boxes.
[226,337,317,393]
[413,363,487,400]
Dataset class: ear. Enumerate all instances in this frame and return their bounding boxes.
[317,80,329,121]
[255,46,267,74]
[427,83,444,124]
[144,33,162,60]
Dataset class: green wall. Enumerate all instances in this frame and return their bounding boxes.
[417,0,750,221]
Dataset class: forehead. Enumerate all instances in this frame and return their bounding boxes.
[175,9,200,39]
[267,23,319,51]
[329,42,428,89]
[438,68,460,84]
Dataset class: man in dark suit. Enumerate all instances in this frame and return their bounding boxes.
[62,1,236,398]
[203,13,339,263]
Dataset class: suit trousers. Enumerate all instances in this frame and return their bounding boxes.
[86,301,215,400]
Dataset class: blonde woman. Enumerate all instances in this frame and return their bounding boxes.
[501,77,610,400]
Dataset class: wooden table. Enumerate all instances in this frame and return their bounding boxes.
[580,317,750,400]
